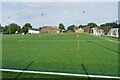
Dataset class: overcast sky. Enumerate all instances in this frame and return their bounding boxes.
[1,1,119,28]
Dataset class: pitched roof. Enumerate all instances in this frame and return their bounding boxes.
[41,26,60,30]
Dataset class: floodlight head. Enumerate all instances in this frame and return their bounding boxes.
[41,14,44,16]
[8,16,10,18]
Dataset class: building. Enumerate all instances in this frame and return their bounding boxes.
[90,26,104,36]
[101,26,111,35]
[107,28,120,38]
[28,28,40,34]
[75,28,84,33]
[84,26,90,33]
[40,26,60,34]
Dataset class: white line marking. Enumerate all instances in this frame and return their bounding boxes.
[0,69,120,79]
[77,39,80,51]
[98,37,120,44]
[18,40,104,42]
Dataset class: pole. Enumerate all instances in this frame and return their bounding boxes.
[8,17,11,35]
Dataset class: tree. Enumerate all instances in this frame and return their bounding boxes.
[0,24,4,32]
[3,25,9,34]
[100,22,119,28]
[1,23,20,34]
[39,27,42,30]
[68,25,74,31]
[9,23,21,34]
[67,25,79,31]
[87,22,97,28]
[118,24,120,27]
[100,22,120,34]
[79,25,86,28]
[74,26,79,30]
[22,23,32,34]
[58,23,65,30]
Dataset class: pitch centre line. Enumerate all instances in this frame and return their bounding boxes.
[78,38,80,51]
[77,34,80,51]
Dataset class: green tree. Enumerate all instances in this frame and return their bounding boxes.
[67,25,78,31]
[39,27,42,30]
[22,23,32,34]
[3,25,9,34]
[74,26,79,30]
[0,24,4,32]
[9,23,21,34]
[118,24,120,27]
[58,23,65,30]
[100,22,119,28]
[79,25,86,28]
[87,22,97,28]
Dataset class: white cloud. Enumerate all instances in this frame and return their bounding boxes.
[1,2,118,28]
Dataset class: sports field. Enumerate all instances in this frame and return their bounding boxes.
[1,33,119,79]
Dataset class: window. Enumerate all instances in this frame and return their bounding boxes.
[113,30,116,35]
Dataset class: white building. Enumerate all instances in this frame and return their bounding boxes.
[90,27,104,36]
[75,28,84,33]
[28,28,40,34]
[107,28,120,38]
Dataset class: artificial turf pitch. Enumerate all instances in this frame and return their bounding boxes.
[1,33,119,78]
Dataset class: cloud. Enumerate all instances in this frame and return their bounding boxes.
[1,2,118,28]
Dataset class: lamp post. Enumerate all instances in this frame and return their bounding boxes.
[8,16,11,35]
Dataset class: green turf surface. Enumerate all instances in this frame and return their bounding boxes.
[0,34,2,79]
[2,33,119,78]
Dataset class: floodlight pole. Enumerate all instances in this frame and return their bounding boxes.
[8,17,11,35]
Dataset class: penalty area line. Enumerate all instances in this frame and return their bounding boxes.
[0,68,120,79]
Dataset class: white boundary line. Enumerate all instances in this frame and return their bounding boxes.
[98,37,120,44]
[0,69,120,79]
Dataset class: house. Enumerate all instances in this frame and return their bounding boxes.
[101,26,111,35]
[28,28,40,34]
[107,28,120,38]
[40,26,60,34]
[90,26,104,36]
[60,29,66,33]
[75,28,84,33]
[84,26,90,33]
